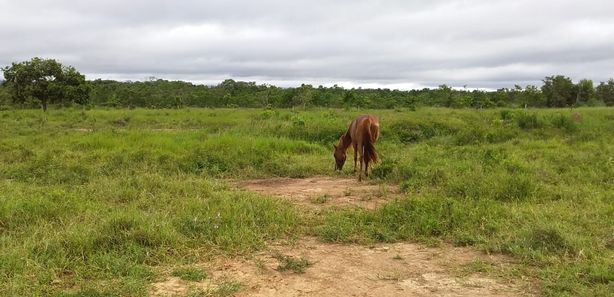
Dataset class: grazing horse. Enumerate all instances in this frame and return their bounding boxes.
[334,115,380,181]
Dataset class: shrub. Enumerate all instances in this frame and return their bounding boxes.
[110,116,130,127]
[499,109,515,121]
[515,112,543,129]
[455,127,486,145]
[493,174,535,201]
[549,113,577,132]
[389,121,457,144]
[525,226,576,256]
[485,128,517,143]
[371,159,396,179]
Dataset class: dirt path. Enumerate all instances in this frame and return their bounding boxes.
[237,176,400,209]
[151,177,535,296]
[152,238,533,297]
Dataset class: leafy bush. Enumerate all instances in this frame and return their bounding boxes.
[515,112,543,129]
[371,159,396,179]
[389,120,457,143]
[549,113,577,132]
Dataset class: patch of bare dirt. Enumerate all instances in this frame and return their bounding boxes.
[151,238,534,297]
[152,277,189,296]
[237,176,400,209]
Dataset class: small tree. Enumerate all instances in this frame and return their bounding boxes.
[520,85,546,107]
[1,57,89,111]
[0,81,10,106]
[292,84,314,108]
[541,75,576,107]
[596,79,614,106]
[575,79,595,105]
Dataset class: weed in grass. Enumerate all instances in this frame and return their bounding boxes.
[515,112,543,129]
[371,159,396,179]
[110,116,130,127]
[549,113,577,132]
[185,287,206,297]
[377,271,403,281]
[525,226,576,256]
[273,253,312,274]
[210,280,241,297]
[57,288,119,297]
[459,258,493,275]
[376,185,389,198]
[311,194,330,204]
[254,258,267,272]
[171,267,207,282]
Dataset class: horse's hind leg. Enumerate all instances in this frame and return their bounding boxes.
[353,143,358,172]
[358,145,364,181]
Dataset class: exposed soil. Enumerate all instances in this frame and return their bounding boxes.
[151,177,535,296]
[237,176,400,209]
[151,238,534,297]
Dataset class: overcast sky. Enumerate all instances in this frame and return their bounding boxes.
[1,0,613,89]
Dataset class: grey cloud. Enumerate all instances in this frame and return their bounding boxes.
[1,0,613,89]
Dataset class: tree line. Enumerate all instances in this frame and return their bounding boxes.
[1,58,613,111]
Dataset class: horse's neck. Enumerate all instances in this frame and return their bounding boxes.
[339,132,352,151]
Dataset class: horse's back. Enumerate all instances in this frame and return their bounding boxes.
[349,115,379,142]
[370,118,380,141]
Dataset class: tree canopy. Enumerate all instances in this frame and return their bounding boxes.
[596,79,614,106]
[2,57,89,111]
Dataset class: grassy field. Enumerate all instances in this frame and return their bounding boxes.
[0,107,612,296]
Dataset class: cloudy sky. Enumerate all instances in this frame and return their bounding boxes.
[1,0,613,89]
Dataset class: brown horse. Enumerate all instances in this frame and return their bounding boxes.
[334,115,380,181]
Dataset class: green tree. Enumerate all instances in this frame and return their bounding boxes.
[437,84,453,107]
[595,79,614,106]
[292,84,314,108]
[0,82,10,106]
[575,79,595,105]
[541,75,576,107]
[521,85,545,107]
[2,57,89,111]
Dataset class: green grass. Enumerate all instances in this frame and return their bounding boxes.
[0,107,612,296]
[273,254,312,274]
[171,267,207,282]
[210,280,241,297]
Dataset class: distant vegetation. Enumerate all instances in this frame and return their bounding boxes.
[2,58,614,110]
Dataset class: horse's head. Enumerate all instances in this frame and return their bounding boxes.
[333,144,346,171]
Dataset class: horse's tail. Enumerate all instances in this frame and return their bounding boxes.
[364,121,379,164]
